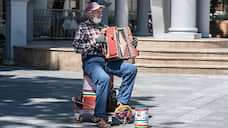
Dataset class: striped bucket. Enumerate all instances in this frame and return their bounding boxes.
[134,107,148,128]
[82,75,97,110]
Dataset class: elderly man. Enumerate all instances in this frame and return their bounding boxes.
[73,2,137,128]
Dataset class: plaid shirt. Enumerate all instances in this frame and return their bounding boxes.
[73,19,106,59]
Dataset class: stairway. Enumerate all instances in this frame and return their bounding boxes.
[135,37,228,74]
[13,38,228,75]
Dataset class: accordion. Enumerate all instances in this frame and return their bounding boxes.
[96,27,139,60]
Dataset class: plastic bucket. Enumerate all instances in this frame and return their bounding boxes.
[134,107,148,128]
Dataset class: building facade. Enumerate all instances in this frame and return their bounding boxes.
[3,0,211,62]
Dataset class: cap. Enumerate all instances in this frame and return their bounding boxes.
[86,2,105,13]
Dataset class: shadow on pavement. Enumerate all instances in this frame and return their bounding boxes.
[0,65,35,71]
[130,96,157,108]
[0,65,168,128]
[0,73,84,128]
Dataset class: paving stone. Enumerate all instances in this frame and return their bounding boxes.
[1,65,228,128]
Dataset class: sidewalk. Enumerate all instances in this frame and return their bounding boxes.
[0,65,228,128]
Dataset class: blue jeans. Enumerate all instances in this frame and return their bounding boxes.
[82,56,137,117]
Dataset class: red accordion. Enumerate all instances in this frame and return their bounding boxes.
[104,27,139,60]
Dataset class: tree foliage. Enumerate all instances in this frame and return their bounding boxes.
[210,0,219,15]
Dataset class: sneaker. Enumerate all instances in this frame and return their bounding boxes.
[92,116,111,128]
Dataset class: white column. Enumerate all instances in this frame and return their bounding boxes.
[64,0,70,9]
[63,0,70,17]
[197,0,211,38]
[10,0,29,59]
[167,0,201,39]
[150,0,171,37]
[135,0,151,36]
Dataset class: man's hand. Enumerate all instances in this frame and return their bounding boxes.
[93,28,106,44]
[95,35,106,43]
[100,28,107,35]
[93,37,96,44]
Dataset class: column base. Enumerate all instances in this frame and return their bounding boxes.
[169,27,198,33]
[201,33,212,38]
[153,32,202,39]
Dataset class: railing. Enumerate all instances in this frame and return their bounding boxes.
[31,9,137,40]
[32,9,87,40]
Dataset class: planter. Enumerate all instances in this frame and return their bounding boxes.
[210,20,228,38]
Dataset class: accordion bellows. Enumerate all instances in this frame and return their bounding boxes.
[104,27,139,60]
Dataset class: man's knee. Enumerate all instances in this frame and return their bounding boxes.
[97,74,111,84]
[128,64,138,74]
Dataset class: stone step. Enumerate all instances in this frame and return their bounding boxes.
[14,38,228,75]
[135,63,228,74]
[137,37,228,49]
[139,48,228,58]
[135,56,228,65]
[14,45,228,74]
[14,46,83,72]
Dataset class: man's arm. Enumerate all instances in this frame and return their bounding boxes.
[72,24,102,54]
